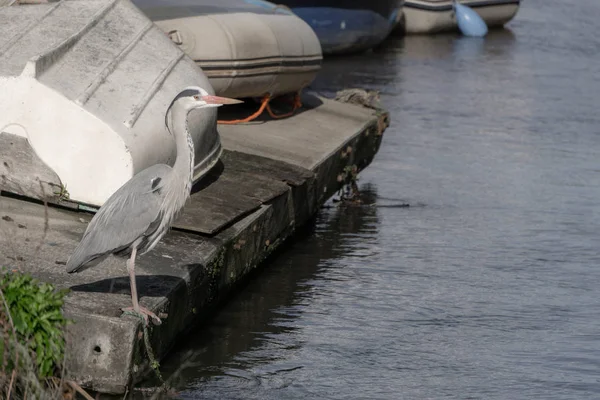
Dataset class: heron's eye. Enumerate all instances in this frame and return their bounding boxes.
[193,95,200,100]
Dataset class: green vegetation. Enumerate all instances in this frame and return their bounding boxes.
[0,269,71,399]
[50,182,70,202]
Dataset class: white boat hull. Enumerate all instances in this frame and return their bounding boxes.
[403,0,520,34]
[0,0,220,207]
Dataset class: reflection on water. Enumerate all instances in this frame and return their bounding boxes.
[309,27,517,99]
[157,186,383,396]
[161,1,600,398]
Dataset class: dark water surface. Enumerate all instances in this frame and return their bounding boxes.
[164,1,600,398]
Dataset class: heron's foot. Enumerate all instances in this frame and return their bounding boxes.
[122,306,162,326]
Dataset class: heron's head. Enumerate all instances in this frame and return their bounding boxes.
[165,86,242,132]
[169,86,242,112]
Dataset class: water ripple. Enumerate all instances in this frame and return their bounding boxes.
[162,1,600,399]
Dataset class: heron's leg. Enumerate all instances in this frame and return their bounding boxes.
[122,247,162,326]
[127,246,141,311]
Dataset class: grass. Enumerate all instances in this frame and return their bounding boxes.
[0,269,92,400]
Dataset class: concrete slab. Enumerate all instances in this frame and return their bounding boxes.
[218,94,379,170]
[0,96,388,394]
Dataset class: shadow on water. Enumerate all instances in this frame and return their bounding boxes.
[132,185,384,396]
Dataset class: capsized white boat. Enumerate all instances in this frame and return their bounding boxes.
[0,0,221,208]
[132,0,323,99]
[402,0,520,34]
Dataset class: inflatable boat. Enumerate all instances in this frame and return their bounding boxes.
[275,0,405,55]
[132,0,323,99]
[402,0,520,34]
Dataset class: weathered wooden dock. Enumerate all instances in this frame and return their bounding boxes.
[0,93,388,394]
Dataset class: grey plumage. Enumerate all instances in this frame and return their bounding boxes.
[65,164,171,272]
[66,86,241,325]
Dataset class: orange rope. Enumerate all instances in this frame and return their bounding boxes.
[266,93,302,119]
[217,92,302,124]
[217,94,270,125]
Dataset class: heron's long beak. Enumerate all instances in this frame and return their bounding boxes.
[202,95,243,105]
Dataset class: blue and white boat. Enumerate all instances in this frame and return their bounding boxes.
[275,0,405,55]
[402,0,520,34]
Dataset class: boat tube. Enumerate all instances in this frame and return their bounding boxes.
[133,0,323,99]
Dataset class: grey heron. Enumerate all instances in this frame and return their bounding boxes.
[65,86,241,325]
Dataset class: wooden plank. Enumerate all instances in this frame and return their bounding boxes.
[220,149,314,187]
[0,131,65,203]
[219,149,317,226]
[173,152,291,235]
[174,173,262,236]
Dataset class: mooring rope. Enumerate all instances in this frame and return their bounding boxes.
[217,91,302,124]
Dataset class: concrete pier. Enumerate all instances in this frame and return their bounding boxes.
[0,93,388,394]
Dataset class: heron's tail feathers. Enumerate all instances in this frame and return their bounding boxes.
[65,248,104,273]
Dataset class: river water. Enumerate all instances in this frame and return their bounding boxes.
[162,1,600,398]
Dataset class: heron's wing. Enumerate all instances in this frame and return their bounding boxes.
[66,164,172,272]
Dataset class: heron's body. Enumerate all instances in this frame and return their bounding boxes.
[66,164,177,271]
[65,95,195,273]
[66,87,240,325]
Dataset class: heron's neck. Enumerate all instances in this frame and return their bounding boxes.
[168,106,195,192]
